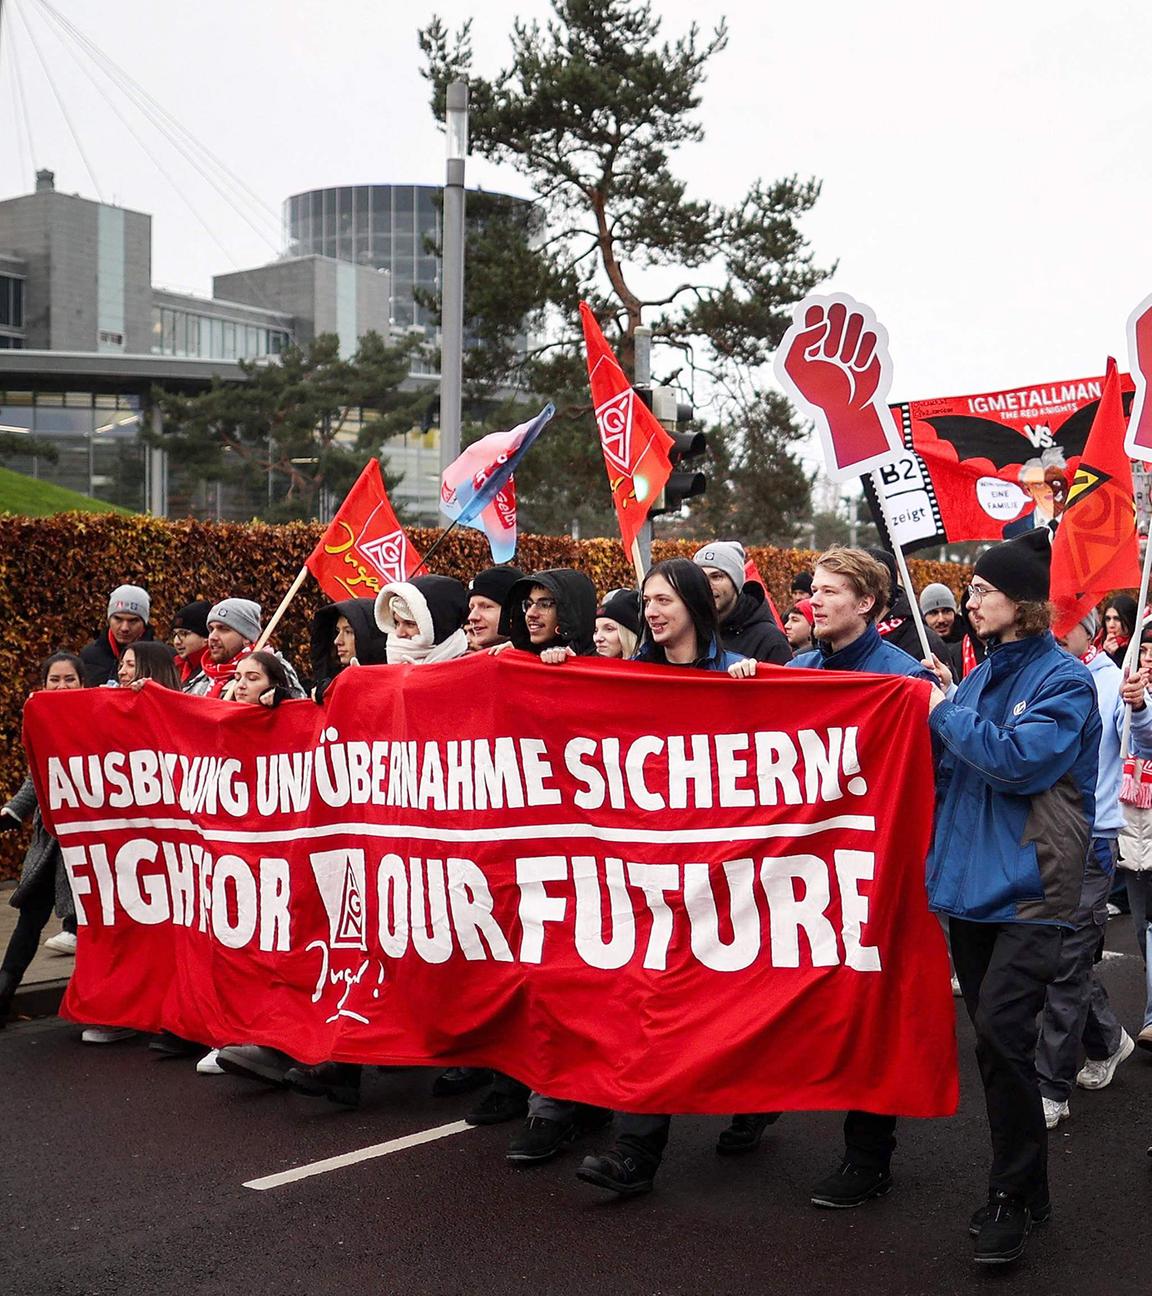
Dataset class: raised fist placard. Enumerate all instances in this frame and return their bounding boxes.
[1125,292,1152,460]
[775,293,903,481]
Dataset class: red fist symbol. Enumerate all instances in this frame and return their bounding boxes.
[1128,294,1152,457]
[777,295,900,476]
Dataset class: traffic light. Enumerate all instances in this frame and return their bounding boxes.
[643,384,706,516]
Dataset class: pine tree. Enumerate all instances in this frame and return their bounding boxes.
[419,0,832,540]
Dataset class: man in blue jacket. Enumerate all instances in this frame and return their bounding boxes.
[925,527,1100,1266]
[783,547,938,1210]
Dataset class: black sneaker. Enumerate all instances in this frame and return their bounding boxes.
[285,1061,362,1108]
[810,1160,893,1208]
[973,1191,1031,1265]
[506,1116,579,1164]
[466,1087,530,1126]
[968,1193,1051,1236]
[431,1066,493,1097]
[716,1112,779,1156]
[575,1150,655,1197]
[148,1031,203,1058]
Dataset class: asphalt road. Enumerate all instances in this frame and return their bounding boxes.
[2,924,1150,1296]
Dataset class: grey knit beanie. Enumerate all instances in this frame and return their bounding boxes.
[107,584,150,622]
[692,541,746,594]
[207,598,262,644]
[919,583,957,616]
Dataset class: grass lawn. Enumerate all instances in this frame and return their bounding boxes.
[0,466,133,517]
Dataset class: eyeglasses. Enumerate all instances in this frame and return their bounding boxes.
[522,597,557,612]
[966,583,1001,604]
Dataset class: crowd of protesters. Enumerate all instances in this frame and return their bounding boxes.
[2,530,1152,1267]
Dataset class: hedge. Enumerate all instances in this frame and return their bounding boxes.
[0,513,971,881]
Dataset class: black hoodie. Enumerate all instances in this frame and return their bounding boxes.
[720,584,792,664]
[310,598,390,685]
[877,587,949,666]
[507,570,598,656]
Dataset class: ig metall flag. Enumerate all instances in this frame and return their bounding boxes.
[439,404,554,563]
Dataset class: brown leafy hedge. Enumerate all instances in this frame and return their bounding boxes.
[0,513,970,880]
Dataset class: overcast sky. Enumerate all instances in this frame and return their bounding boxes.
[2,0,1150,464]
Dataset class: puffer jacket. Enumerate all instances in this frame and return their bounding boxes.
[926,631,1100,926]
[719,584,792,664]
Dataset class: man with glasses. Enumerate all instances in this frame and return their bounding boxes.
[502,568,612,1163]
[924,527,1100,1266]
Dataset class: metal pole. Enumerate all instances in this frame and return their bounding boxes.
[632,325,653,579]
[439,79,468,479]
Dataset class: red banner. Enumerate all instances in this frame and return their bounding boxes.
[305,459,422,601]
[23,655,956,1117]
[866,372,1137,552]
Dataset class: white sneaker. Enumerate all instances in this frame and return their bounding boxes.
[196,1048,224,1075]
[80,1026,138,1044]
[43,931,77,955]
[1076,1029,1136,1089]
[1042,1096,1070,1129]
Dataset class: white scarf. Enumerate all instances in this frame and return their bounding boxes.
[386,627,469,666]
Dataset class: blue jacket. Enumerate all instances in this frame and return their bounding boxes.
[1076,648,1152,838]
[789,621,937,683]
[633,634,744,673]
[926,631,1100,926]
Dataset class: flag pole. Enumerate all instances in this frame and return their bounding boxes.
[219,564,310,702]
[869,469,933,662]
[408,517,462,577]
[629,537,646,587]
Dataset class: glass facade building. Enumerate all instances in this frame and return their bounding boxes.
[0,267,25,348]
[284,184,442,332]
[150,304,290,362]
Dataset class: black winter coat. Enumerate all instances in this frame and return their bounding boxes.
[720,585,792,664]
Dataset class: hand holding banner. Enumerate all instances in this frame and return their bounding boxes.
[775,294,904,481]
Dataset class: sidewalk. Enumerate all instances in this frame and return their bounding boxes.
[0,884,72,1019]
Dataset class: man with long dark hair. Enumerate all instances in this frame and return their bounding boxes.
[575,559,759,1196]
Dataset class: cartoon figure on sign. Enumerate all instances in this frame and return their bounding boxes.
[1004,447,1069,536]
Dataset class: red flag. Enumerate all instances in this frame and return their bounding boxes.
[579,303,673,556]
[1050,359,1140,636]
[305,459,423,601]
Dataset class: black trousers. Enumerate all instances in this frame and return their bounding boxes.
[1,865,76,986]
[949,917,1063,1202]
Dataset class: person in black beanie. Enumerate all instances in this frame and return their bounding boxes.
[594,588,642,658]
[923,525,1101,1266]
[170,600,212,689]
[466,566,525,651]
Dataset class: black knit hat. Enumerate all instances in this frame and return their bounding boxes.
[973,528,1052,602]
[597,588,641,635]
[469,566,526,607]
[171,600,212,638]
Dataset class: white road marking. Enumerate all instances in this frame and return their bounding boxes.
[243,1119,475,1191]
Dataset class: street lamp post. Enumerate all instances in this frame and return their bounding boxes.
[439,79,469,479]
